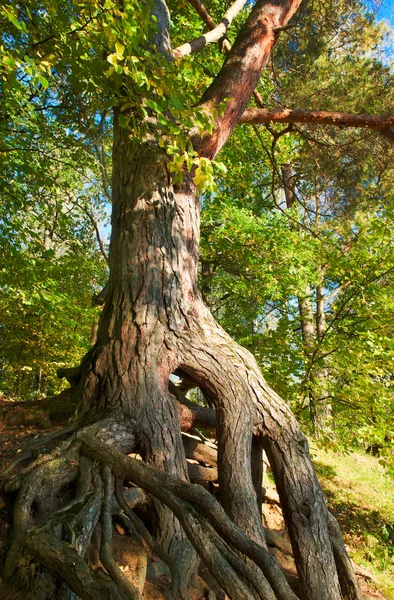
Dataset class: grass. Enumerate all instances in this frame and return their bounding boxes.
[310,446,394,599]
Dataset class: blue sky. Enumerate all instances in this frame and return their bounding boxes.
[375,0,394,25]
[375,0,394,66]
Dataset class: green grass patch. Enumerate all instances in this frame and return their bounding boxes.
[310,446,394,598]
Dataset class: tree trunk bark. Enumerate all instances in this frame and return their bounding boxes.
[67,109,344,598]
[73,114,202,585]
[314,269,333,433]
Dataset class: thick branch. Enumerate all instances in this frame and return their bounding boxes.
[174,0,247,58]
[186,0,269,112]
[186,0,231,52]
[187,462,218,482]
[197,0,302,158]
[240,107,394,140]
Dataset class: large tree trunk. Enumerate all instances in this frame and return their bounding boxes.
[75,116,201,587]
[69,112,343,598]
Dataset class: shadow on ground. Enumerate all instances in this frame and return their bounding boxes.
[314,459,394,575]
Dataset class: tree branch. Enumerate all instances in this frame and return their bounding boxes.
[174,0,247,58]
[240,107,394,141]
[186,0,231,51]
[186,0,268,111]
[93,141,112,203]
[75,202,109,263]
[196,0,302,159]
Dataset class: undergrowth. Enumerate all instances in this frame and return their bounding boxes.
[310,447,394,599]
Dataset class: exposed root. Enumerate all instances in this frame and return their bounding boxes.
[100,466,142,600]
[0,402,363,600]
[1,417,135,594]
[3,436,80,493]
[115,479,181,599]
[198,518,276,600]
[26,529,131,600]
[80,430,299,600]
[328,512,363,600]
[2,443,80,580]
[0,420,82,481]
[177,308,350,600]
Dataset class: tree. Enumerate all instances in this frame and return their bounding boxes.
[1,0,392,598]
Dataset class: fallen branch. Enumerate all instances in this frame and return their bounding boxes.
[187,462,218,482]
[177,400,216,431]
[182,432,218,466]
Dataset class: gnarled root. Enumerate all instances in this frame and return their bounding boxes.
[80,429,298,600]
[175,301,363,600]
[1,342,363,600]
[1,412,298,600]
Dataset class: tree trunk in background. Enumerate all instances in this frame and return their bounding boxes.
[282,165,317,421]
[314,268,333,433]
[282,164,333,434]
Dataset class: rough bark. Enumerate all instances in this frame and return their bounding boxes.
[73,117,199,588]
[26,530,131,600]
